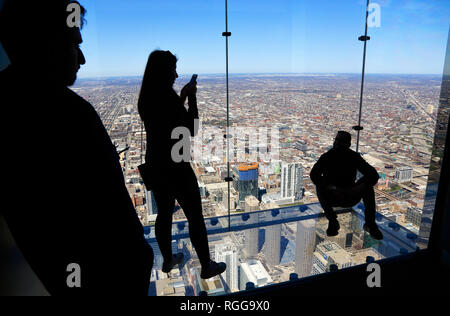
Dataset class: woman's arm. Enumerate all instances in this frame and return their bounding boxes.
[179,83,199,136]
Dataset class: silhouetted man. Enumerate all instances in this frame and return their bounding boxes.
[0,1,153,295]
[310,131,383,240]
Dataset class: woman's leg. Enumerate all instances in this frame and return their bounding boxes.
[174,166,211,268]
[152,187,176,264]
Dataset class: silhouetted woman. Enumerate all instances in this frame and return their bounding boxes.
[138,50,226,279]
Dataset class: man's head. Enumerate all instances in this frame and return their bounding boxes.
[333,131,351,149]
[0,1,86,86]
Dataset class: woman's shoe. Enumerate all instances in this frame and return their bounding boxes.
[326,219,340,237]
[162,253,184,273]
[200,260,227,279]
[363,223,383,240]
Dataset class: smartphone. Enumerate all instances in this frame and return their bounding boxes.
[189,74,198,87]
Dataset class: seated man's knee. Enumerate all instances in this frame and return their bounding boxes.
[361,183,375,196]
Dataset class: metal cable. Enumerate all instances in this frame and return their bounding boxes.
[224,0,231,231]
[355,0,370,153]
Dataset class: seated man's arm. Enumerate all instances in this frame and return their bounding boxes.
[355,154,379,186]
[310,155,326,188]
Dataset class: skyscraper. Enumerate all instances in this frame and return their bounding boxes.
[295,218,316,277]
[146,189,158,215]
[150,241,163,270]
[244,195,260,257]
[198,181,207,198]
[264,224,281,266]
[394,166,413,183]
[233,163,259,202]
[215,242,238,292]
[281,162,303,200]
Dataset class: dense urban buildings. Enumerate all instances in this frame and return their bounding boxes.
[71,72,442,295]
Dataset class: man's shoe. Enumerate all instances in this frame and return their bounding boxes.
[200,261,227,279]
[162,253,184,273]
[326,219,340,237]
[363,223,383,240]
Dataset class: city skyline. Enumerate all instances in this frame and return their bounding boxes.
[74,72,446,81]
[55,67,450,295]
[72,71,442,233]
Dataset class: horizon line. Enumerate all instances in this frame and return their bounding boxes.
[76,71,444,80]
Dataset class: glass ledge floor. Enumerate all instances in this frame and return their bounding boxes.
[143,202,419,296]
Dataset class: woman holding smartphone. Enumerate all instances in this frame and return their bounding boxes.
[138,50,226,279]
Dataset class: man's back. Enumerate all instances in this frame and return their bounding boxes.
[310,147,379,188]
[1,68,152,295]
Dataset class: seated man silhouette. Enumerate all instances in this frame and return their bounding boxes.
[0,1,153,295]
[310,131,383,240]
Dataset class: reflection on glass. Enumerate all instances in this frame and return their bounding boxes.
[418,31,450,248]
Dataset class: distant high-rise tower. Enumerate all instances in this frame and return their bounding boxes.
[233,163,259,202]
[295,218,316,278]
[281,162,303,200]
[146,189,158,215]
[149,241,163,270]
[215,242,238,292]
[394,166,413,183]
[264,224,281,266]
[198,181,207,198]
[244,195,260,257]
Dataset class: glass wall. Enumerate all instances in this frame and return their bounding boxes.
[67,0,449,295]
[220,0,449,244]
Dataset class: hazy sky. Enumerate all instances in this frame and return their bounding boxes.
[1,0,449,77]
